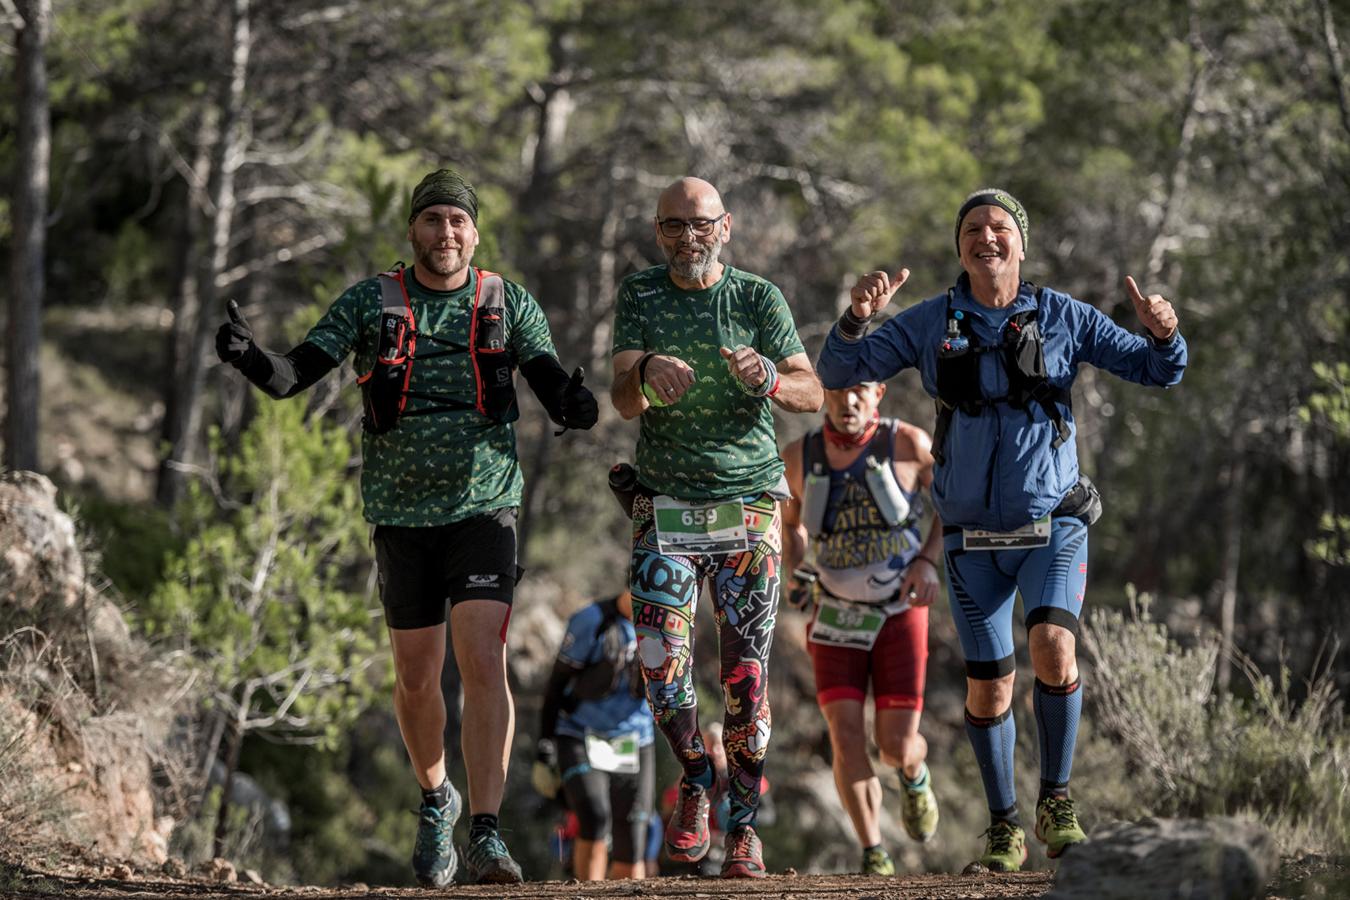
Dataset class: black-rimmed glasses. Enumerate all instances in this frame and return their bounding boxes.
[656,213,726,238]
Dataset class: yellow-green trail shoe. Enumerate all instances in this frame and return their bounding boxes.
[901,764,939,843]
[978,820,1027,872]
[861,845,895,875]
[1035,795,1086,858]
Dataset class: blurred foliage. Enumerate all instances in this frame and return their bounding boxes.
[141,400,382,750]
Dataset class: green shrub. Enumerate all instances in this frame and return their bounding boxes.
[1081,589,1349,854]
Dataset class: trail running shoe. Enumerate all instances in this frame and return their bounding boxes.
[901,768,940,843]
[411,783,460,887]
[720,825,766,878]
[978,820,1027,872]
[861,845,895,875]
[1035,795,1087,858]
[463,830,524,884]
[665,779,711,863]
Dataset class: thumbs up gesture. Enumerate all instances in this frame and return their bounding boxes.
[849,268,910,319]
[1125,276,1178,341]
[215,299,255,365]
[559,366,598,430]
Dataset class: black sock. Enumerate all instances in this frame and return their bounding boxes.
[1038,781,1070,804]
[993,809,1022,829]
[470,813,499,841]
[422,778,453,810]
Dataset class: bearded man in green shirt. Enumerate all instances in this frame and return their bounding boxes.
[610,177,823,878]
[215,168,598,887]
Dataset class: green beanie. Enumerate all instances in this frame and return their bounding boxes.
[955,188,1028,253]
[409,168,479,224]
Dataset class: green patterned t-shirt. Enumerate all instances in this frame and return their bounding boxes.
[304,266,556,526]
[611,265,806,500]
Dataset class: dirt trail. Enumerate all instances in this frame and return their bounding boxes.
[0,866,1054,900]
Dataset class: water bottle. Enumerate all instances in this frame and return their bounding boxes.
[609,463,639,518]
[939,310,969,358]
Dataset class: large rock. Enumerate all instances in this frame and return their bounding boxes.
[1048,816,1278,900]
[0,471,175,864]
[0,471,85,613]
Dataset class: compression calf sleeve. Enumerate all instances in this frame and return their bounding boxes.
[1034,676,1082,799]
[965,707,1019,822]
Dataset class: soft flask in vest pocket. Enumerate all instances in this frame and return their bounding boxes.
[358,312,415,434]
[864,455,911,527]
[474,310,516,423]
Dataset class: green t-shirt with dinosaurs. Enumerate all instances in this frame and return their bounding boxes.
[612,264,806,500]
[304,266,556,527]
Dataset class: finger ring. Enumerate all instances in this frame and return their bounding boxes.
[907,589,918,600]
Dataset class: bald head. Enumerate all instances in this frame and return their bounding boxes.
[657,177,725,219]
[654,176,731,288]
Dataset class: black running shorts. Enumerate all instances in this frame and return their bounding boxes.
[372,507,522,630]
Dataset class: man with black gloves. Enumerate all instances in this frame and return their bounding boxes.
[532,590,655,881]
[216,167,597,887]
[817,189,1186,873]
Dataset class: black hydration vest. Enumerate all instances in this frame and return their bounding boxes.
[931,285,1071,465]
[356,264,516,434]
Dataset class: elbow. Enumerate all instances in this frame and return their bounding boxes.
[807,382,824,412]
[611,394,643,420]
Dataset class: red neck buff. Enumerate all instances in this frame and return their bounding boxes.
[823,412,880,449]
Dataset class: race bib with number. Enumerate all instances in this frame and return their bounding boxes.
[963,515,1052,550]
[585,731,641,774]
[653,496,748,555]
[808,596,898,651]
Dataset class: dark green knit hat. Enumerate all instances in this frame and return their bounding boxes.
[955,188,1028,253]
[409,168,478,224]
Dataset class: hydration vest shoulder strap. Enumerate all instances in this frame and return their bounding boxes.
[800,430,832,537]
[862,420,912,528]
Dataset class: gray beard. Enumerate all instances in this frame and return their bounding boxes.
[666,242,721,283]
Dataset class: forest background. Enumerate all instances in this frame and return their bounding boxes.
[1,0,1348,889]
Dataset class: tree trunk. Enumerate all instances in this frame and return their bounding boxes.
[4,0,51,474]
[1315,0,1350,140]
[159,0,252,502]
[1215,427,1247,694]
[212,696,249,860]
[156,115,214,507]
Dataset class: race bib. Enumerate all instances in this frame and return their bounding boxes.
[653,496,748,555]
[808,596,898,651]
[963,515,1051,550]
[585,731,641,774]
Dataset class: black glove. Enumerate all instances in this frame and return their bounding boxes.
[558,366,599,430]
[215,300,254,365]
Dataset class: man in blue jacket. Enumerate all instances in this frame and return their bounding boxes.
[816,189,1186,872]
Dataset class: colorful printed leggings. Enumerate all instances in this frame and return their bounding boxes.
[628,493,782,830]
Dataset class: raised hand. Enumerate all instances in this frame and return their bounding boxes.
[215,299,254,364]
[559,366,599,429]
[1125,275,1178,341]
[642,354,697,405]
[849,268,911,319]
[719,345,767,390]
